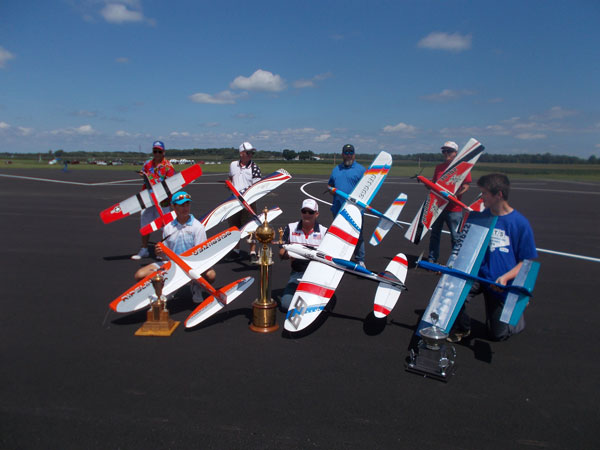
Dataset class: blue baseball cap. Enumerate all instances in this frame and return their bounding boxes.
[152,140,165,151]
[171,191,192,205]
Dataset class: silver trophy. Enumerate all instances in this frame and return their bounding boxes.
[406,312,456,382]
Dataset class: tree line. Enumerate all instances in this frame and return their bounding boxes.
[1,148,598,164]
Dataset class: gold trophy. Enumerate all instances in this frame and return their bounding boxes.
[135,271,180,336]
[249,207,280,333]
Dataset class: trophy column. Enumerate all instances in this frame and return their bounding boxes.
[249,208,279,333]
[135,272,180,336]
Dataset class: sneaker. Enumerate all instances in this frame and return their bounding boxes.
[131,247,149,260]
[250,252,259,264]
[357,261,366,268]
[447,329,471,343]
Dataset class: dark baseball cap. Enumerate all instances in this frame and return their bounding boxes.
[342,144,355,154]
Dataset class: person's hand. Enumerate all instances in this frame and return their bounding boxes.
[154,244,164,259]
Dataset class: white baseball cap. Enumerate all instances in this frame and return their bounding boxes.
[301,199,318,212]
[441,141,459,152]
[239,142,256,153]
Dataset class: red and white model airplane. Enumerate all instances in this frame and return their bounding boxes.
[100,164,203,228]
[404,138,485,245]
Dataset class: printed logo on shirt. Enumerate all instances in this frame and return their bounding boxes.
[490,228,510,253]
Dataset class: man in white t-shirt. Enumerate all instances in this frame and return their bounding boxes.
[227,142,262,262]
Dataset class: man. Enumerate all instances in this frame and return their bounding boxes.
[132,140,175,260]
[228,142,262,262]
[448,174,537,342]
[278,199,327,310]
[134,191,216,302]
[427,141,470,263]
[328,144,366,265]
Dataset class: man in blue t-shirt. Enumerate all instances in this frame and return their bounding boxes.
[328,144,366,265]
[449,173,538,342]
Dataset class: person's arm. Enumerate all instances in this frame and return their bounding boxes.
[456,183,470,197]
[491,261,523,291]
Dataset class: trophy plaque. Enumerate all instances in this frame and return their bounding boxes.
[135,272,180,336]
[405,313,456,382]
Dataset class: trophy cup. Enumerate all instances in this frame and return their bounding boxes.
[135,271,180,336]
[249,207,280,333]
[405,312,456,381]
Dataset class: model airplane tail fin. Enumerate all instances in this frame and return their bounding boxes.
[457,194,485,233]
[139,210,177,235]
[239,207,283,239]
[184,276,255,328]
[373,253,408,318]
[369,193,407,246]
[500,260,540,326]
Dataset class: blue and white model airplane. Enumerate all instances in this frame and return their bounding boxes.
[285,151,408,332]
[417,213,540,334]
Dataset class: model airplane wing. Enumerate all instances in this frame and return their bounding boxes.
[404,192,449,244]
[284,151,392,332]
[417,213,498,334]
[100,164,202,224]
[109,228,240,313]
[500,259,540,326]
[435,138,484,194]
[198,169,291,231]
[369,193,407,246]
[373,254,409,318]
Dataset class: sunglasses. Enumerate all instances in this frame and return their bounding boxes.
[342,151,354,155]
[173,194,192,202]
[441,149,456,154]
[301,209,315,215]
[153,149,164,154]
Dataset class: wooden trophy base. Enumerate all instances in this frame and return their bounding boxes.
[135,304,180,337]
[249,299,279,333]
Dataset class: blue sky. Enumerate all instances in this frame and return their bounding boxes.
[1,0,599,157]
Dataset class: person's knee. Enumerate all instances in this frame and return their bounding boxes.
[203,269,216,283]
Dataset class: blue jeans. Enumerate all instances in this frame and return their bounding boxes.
[428,210,463,263]
[280,271,303,311]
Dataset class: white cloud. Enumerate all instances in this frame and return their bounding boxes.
[530,106,577,120]
[0,121,9,129]
[169,131,190,137]
[314,134,331,142]
[190,90,246,105]
[422,89,474,102]
[418,32,472,52]
[293,72,332,89]
[0,46,15,68]
[382,122,417,133]
[51,124,97,135]
[101,3,144,23]
[230,69,286,92]
[516,133,546,140]
[17,126,33,136]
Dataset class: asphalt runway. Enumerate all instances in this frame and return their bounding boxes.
[1,167,599,449]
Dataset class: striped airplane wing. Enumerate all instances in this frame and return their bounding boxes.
[100,164,202,224]
[417,213,498,334]
[404,191,449,244]
[284,204,362,331]
[198,169,291,231]
[369,193,407,246]
[435,138,484,194]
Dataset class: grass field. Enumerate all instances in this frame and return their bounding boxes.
[2,158,600,182]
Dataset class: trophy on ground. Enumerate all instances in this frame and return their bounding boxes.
[135,271,180,336]
[249,208,281,333]
[405,312,456,381]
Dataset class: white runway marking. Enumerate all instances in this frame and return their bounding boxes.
[300,180,600,263]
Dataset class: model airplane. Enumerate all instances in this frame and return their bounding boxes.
[109,227,254,327]
[405,138,485,244]
[416,213,540,335]
[284,243,408,318]
[284,151,399,332]
[100,164,203,225]
[140,169,291,236]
